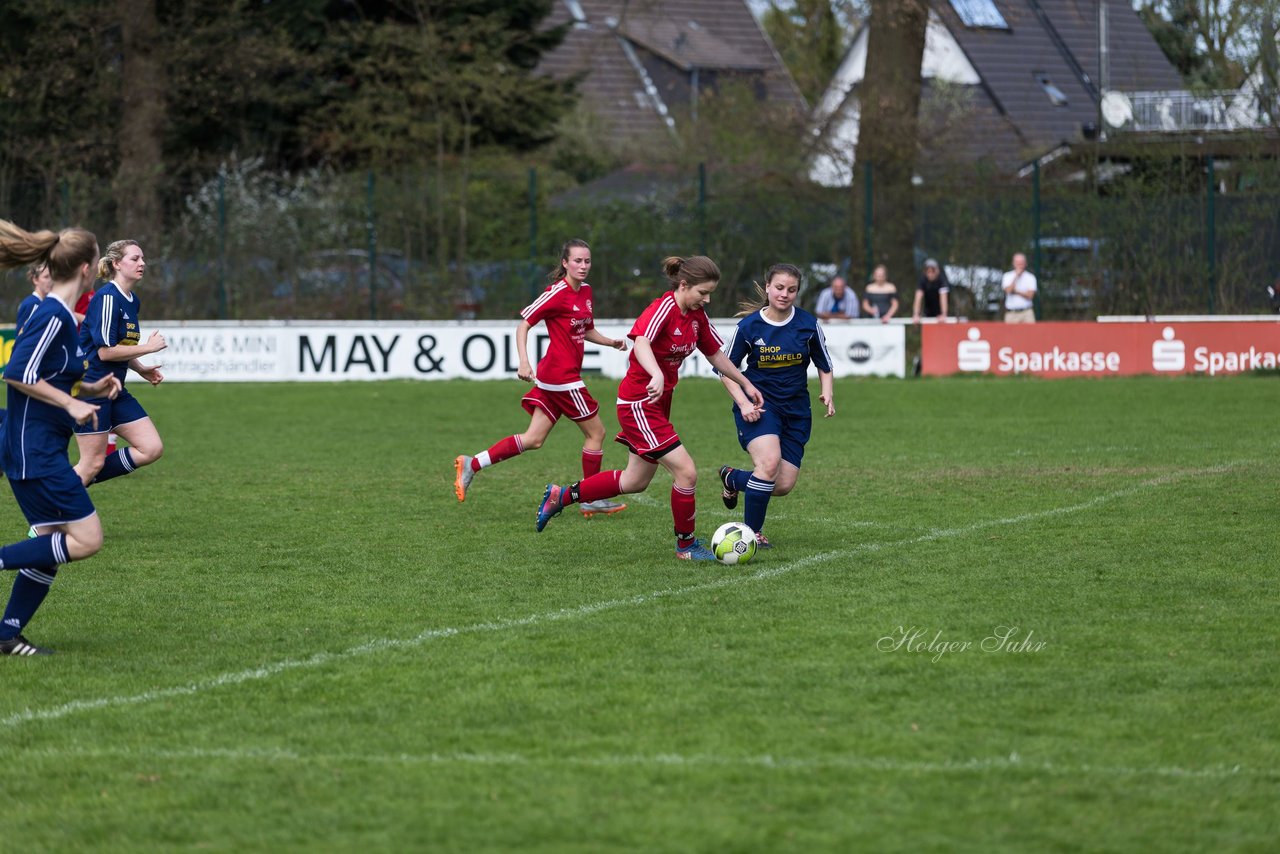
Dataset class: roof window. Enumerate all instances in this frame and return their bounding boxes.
[949,0,1009,30]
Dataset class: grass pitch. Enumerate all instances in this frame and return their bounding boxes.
[0,376,1276,851]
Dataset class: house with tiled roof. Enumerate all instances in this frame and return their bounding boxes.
[809,0,1184,184]
[538,0,807,144]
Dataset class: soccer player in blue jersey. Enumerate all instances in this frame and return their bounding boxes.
[72,240,167,487]
[1,262,53,431]
[717,264,835,549]
[16,261,52,332]
[0,219,123,655]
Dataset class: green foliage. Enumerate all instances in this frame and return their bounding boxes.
[1137,1,1255,89]
[311,1,574,167]
[0,377,1277,849]
[0,0,116,223]
[760,0,855,104]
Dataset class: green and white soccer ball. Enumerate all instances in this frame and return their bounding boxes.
[711,521,757,565]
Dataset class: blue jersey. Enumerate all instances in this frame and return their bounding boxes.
[722,307,833,417]
[80,282,142,385]
[1,295,88,480]
[15,293,42,333]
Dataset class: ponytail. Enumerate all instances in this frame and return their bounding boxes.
[0,219,97,283]
[98,239,140,282]
[661,255,720,288]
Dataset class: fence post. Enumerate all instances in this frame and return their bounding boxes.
[1032,160,1042,320]
[529,166,538,301]
[1205,155,1216,315]
[863,160,874,284]
[217,172,228,320]
[367,169,377,321]
[698,162,707,255]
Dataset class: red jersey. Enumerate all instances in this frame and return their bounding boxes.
[520,279,594,390]
[618,291,723,401]
[75,289,95,328]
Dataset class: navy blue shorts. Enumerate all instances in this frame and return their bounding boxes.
[8,467,96,527]
[74,387,148,435]
[732,406,810,468]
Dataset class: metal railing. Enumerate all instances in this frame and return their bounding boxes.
[1123,89,1270,133]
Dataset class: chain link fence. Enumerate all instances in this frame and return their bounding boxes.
[4,149,1277,321]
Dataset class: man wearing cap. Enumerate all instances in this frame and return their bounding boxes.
[912,259,950,323]
[1002,253,1037,324]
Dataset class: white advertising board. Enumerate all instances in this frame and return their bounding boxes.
[140,320,906,382]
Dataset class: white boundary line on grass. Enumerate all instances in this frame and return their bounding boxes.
[0,461,1244,734]
[16,745,1256,781]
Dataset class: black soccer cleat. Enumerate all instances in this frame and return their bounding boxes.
[0,634,55,656]
[719,465,739,510]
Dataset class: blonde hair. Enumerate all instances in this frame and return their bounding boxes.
[661,255,720,288]
[98,239,141,280]
[0,219,98,283]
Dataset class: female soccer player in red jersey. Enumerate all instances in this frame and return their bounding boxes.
[454,239,630,517]
[535,255,764,561]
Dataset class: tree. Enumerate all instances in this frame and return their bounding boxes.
[852,0,927,288]
[116,0,166,242]
[0,0,116,227]
[1137,1,1255,89]
[760,1,859,104]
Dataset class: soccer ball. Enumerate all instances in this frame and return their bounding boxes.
[711,521,757,565]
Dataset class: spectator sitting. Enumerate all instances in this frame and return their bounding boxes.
[814,276,859,320]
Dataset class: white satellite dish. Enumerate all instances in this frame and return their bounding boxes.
[1101,91,1133,128]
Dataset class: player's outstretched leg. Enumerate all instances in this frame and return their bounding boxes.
[454,455,475,502]
[719,466,739,510]
[536,484,567,532]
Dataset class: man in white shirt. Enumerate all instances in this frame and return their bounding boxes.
[1002,253,1037,324]
[815,276,859,320]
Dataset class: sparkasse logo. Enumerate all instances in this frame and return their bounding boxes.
[1192,345,1280,375]
[997,346,1121,374]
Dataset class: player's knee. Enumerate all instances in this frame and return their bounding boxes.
[78,455,106,479]
[66,530,103,561]
[522,434,545,451]
[139,439,164,465]
[758,458,782,480]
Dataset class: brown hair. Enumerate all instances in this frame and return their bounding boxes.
[737,263,802,316]
[98,239,141,280]
[27,260,48,284]
[0,219,98,283]
[661,255,720,289]
[548,238,590,283]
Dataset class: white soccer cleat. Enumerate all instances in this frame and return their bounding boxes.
[454,455,475,502]
[579,499,627,518]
